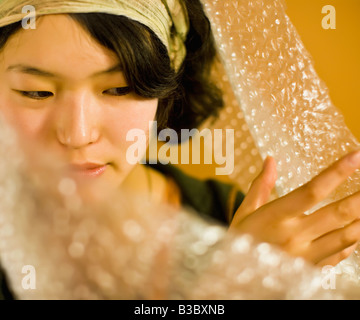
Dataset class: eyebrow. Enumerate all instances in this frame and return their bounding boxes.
[6,64,123,78]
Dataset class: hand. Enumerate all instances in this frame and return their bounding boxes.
[230,151,360,267]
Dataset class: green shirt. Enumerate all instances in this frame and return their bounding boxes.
[147,163,244,225]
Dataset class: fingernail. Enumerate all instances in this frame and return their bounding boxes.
[348,150,360,167]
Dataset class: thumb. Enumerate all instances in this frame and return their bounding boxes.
[230,156,277,226]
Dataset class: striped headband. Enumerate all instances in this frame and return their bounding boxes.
[0,0,190,71]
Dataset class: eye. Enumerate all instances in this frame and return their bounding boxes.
[15,90,54,100]
[103,87,132,96]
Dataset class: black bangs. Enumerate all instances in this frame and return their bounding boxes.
[69,13,180,131]
[0,21,22,51]
[69,13,178,99]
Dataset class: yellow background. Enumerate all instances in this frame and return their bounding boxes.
[285,0,360,140]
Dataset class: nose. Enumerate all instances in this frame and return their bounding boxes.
[56,91,100,149]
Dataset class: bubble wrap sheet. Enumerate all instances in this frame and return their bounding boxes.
[0,115,359,300]
[203,0,360,279]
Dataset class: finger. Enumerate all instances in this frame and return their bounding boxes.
[305,220,360,265]
[231,156,277,225]
[316,243,358,268]
[265,150,360,219]
[299,190,360,241]
[239,156,277,212]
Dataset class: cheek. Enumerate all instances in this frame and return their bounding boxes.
[104,99,158,147]
[0,100,52,170]
[0,96,48,141]
[102,99,158,180]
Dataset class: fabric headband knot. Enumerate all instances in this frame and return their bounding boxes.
[0,0,190,71]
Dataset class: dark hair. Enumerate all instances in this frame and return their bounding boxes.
[0,0,223,134]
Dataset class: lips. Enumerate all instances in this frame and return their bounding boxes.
[68,163,108,178]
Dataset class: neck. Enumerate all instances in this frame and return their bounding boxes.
[121,164,166,205]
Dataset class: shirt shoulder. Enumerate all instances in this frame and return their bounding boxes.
[146,163,245,225]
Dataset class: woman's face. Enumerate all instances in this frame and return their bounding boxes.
[0,15,158,198]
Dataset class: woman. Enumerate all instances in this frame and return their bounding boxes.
[0,0,360,299]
